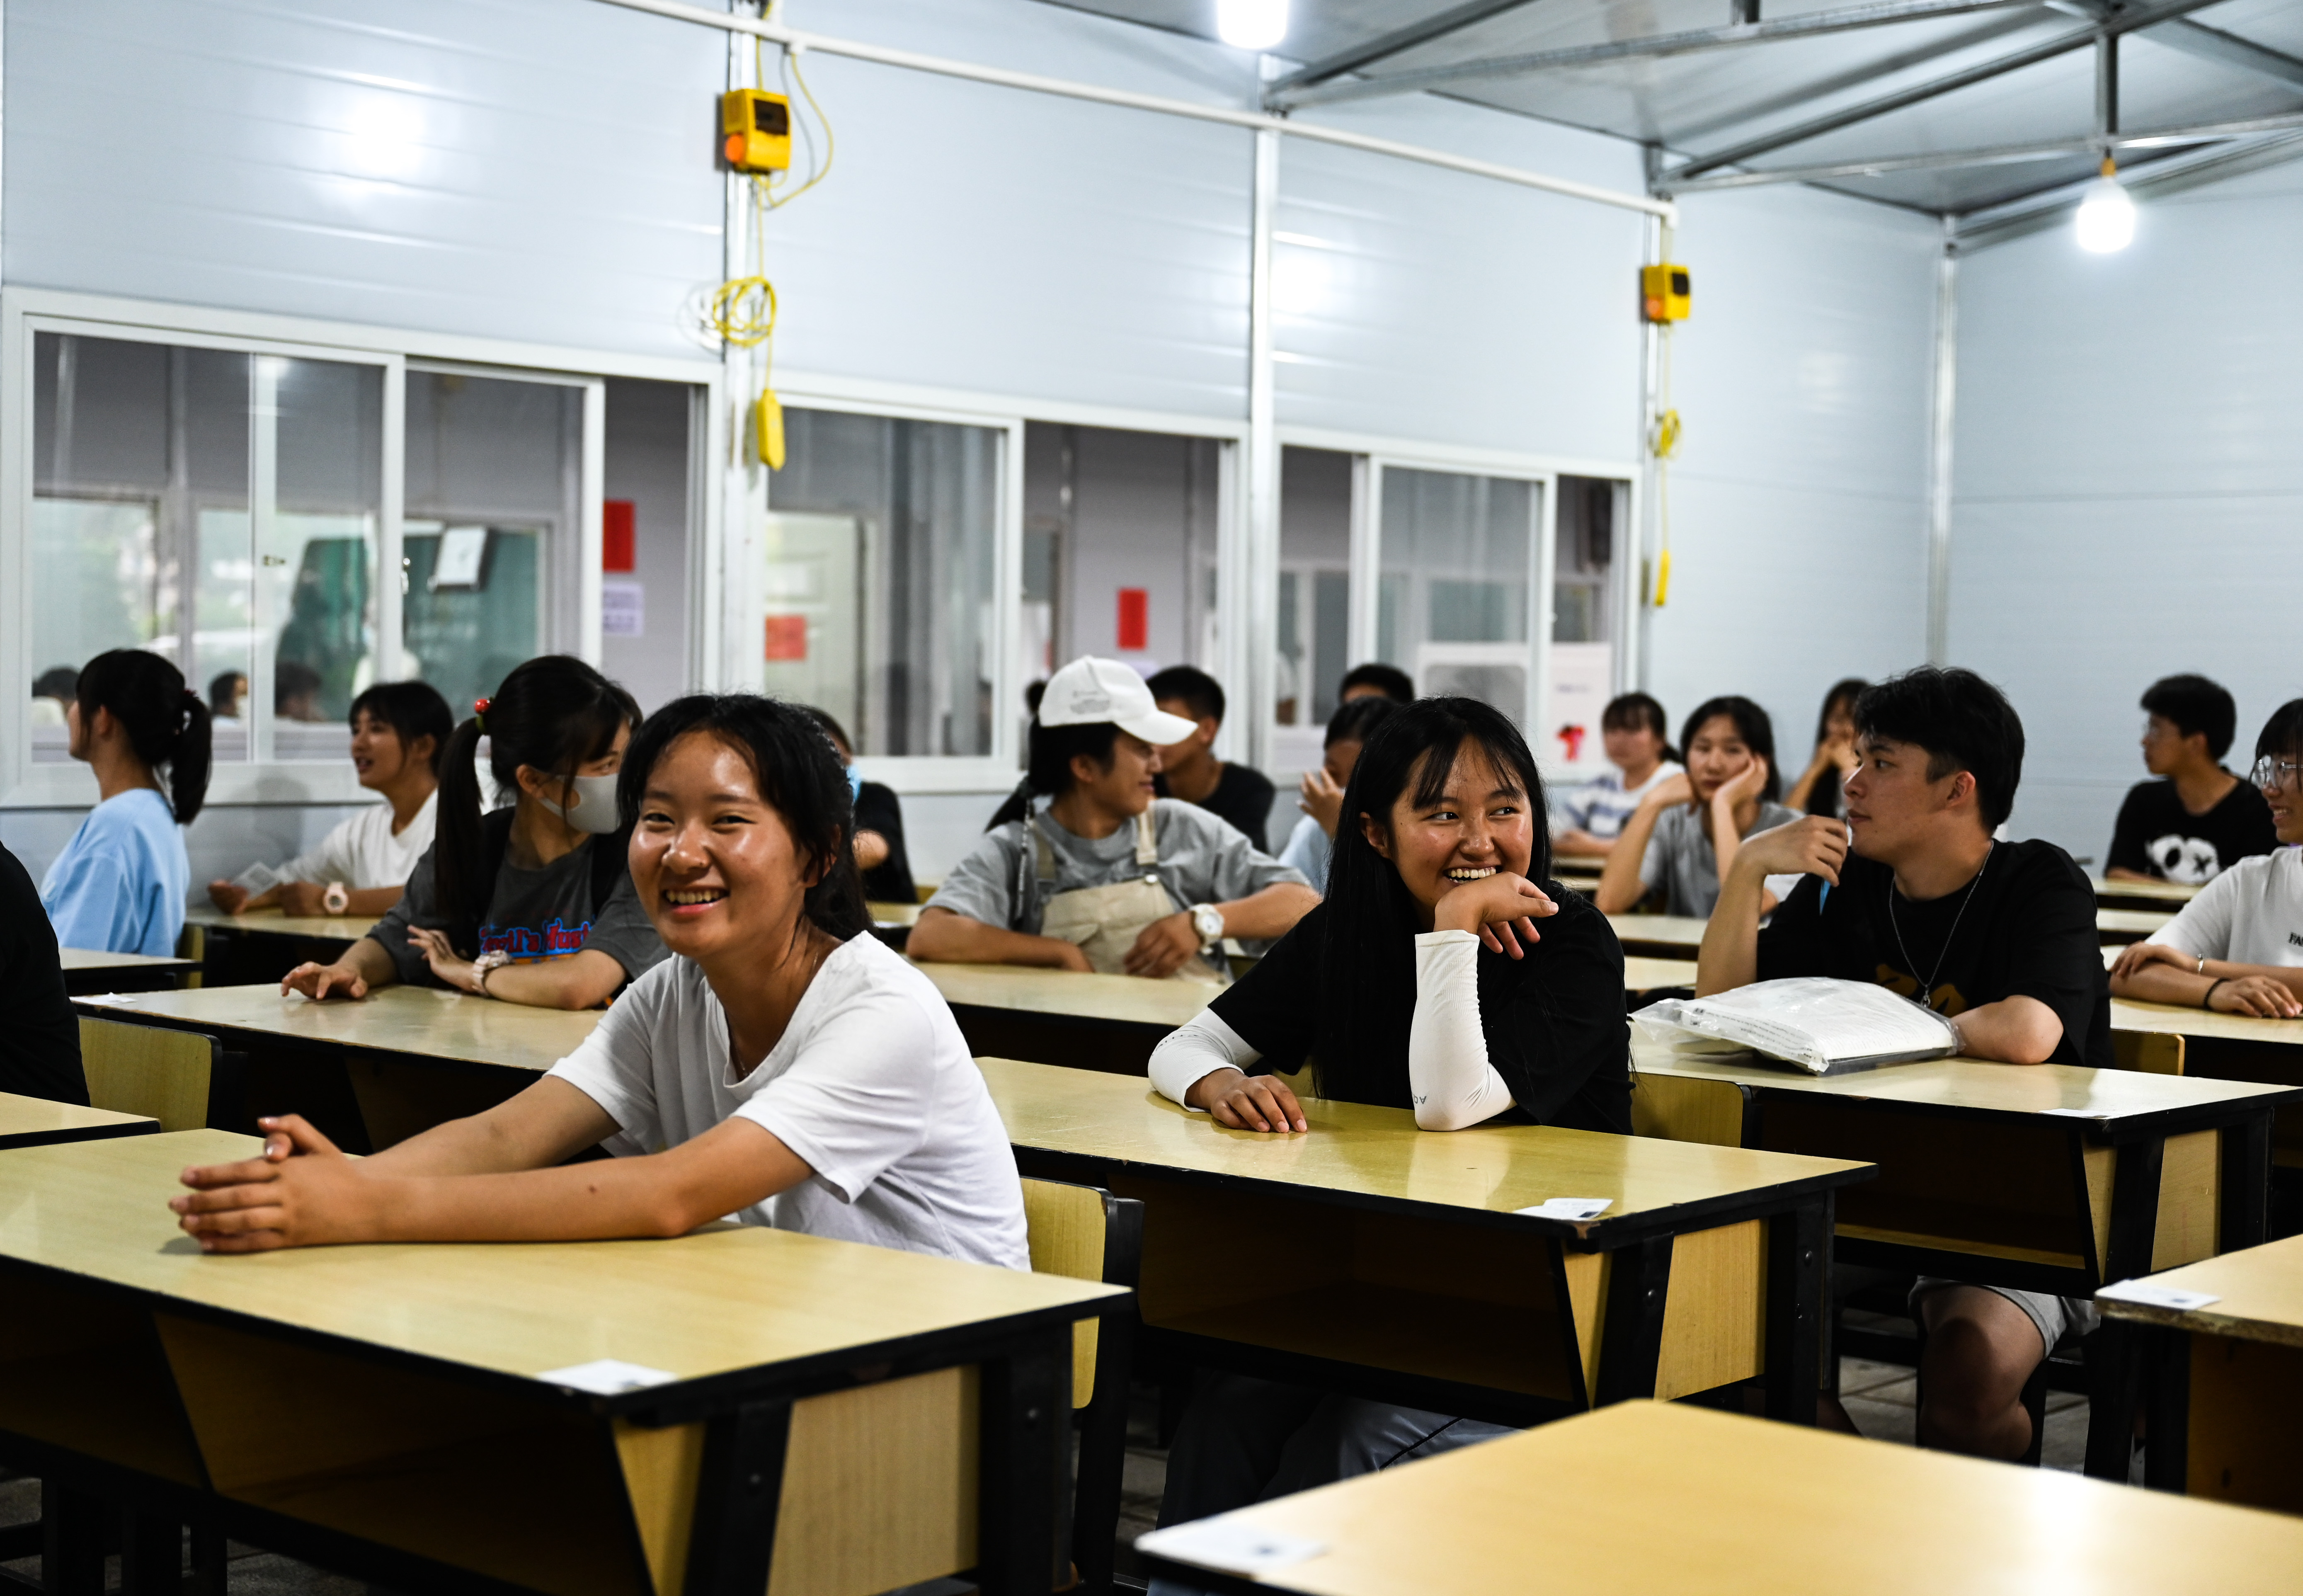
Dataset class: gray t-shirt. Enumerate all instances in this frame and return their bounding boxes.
[1637,799,1802,918]
[926,798,1309,975]
[369,827,668,989]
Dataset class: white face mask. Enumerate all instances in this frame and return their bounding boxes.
[535,771,624,835]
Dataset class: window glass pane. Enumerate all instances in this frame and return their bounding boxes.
[31,334,251,763]
[1274,446,1352,730]
[1377,467,1537,719]
[768,408,1001,758]
[403,372,578,711]
[267,356,384,761]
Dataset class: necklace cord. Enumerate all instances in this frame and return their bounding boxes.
[1888,841,1995,1012]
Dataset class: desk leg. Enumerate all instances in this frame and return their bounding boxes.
[119,1514,181,1596]
[2143,1327,2189,1493]
[1594,1236,1674,1406]
[39,1485,104,1596]
[682,1398,794,1596]
[2221,1112,2273,1253]
[2087,1135,2167,1482]
[977,1324,1069,1596]
[1763,1197,1828,1426]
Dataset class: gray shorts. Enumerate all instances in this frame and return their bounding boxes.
[1911,1277,2102,1356]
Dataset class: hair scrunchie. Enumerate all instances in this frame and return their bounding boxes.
[473,697,490,732]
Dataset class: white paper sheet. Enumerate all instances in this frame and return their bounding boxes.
[536,1358,679,1394]
[1635,978,1959,1074]
[1516,1198,1612,1220]
[1137,1517,1325,1576]
[2097,1278,2220,1312]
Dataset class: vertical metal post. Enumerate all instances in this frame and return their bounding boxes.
[2095,32,2120,146]
[722,12,767,695]
[250,354,281,766]
[1924,220,1958,666]
[577,378,607,666]
[1244,125,1280,773]
[375,358,406,685]
[1632,173,1665,693]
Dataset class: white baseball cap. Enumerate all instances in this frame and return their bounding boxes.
[1038,656,1200,745]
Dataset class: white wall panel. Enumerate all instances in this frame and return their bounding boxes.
[1645,183,1940,755]
[1948,160,2303,856]
[761,0,1258,417]
[5,0,724,357]
[1267,96,1647,458]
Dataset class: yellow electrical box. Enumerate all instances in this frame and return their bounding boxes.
[721,90,792,173]
[1641,263,1692,322]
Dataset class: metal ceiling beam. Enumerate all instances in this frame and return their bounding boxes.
[1663,0,2233,182]
[1658,107,2303,192]
[1268,0,2040,111]
[1260,0,1544,100]
[1953,129,2303,249]
[2149,19,2303,87]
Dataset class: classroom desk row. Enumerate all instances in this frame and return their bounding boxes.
[1606,907,2177,958]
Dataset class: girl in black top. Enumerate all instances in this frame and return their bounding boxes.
[1149,695,1631,1135]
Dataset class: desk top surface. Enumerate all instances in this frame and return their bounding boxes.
[2092,875,2201,906]
[868,900,923,927]
[2096,1232,2303,1346]
[2099,906,2176,935]
[1144,1400,2303,1596]
[912,960,1215,1028]
[1603,914,1709,950]
[1631,1041,2296,1124]
[980,1056,1867,1233]
[1622,956,1696,990]
[184,904,375,940]
[0,1091,155,1142]
[2109,996,2303,1047]
[77,984,599,1073]
[58,947,199,973]
[0,1130,1119,1396]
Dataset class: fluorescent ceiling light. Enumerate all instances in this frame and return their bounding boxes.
[2075,161,2135,253]
[1217,0,1289,51]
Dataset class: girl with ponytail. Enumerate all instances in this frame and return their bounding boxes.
[281,656,667,1010]
[40,649,213,956]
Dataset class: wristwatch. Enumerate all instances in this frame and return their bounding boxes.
[471,950,511,997]
[1189,903,1226,949]
[322,880,349,914]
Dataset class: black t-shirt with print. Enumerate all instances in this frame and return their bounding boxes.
[1757,838,2111,1069]
[2106,776,2277,885]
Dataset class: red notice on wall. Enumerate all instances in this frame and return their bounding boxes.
[1117,587,1149,652]
[764,615,808,662]
[603,500,637,572]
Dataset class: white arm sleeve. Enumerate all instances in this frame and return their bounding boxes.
[1409,930,1516,1131]
[1149,1009,1263,1109]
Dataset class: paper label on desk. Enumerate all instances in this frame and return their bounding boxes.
[1516,1197,1612,1220]
[2039,1108,2108,1120]
[2098,1278,2220,1312]
[536,1358,679,1394]
[1137,1517,1325,1576]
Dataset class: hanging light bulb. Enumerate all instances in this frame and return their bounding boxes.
[1216,0,1289,51]
[2075,157,2136,253]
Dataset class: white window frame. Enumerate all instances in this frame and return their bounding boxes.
[772,368,1252,795]
[0,288,722,810]
[1257,423,1640,775]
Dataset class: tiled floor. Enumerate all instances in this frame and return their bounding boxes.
[0,1359,2113,1592]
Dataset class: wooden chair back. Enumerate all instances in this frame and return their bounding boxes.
[2111,1030,2184,1076]
[78,1018,217,1132]
[1022,1177,1121,1409]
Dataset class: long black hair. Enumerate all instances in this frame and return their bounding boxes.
[1681,695,1781,803]
[433,656,640,932]
[619,695,870,944]
[75,650,211,823]
[985,718,1125,830]
[1315,696,1549,1107]
[1805,677,1869,817]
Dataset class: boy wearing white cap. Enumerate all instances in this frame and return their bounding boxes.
[911,657,1317,982]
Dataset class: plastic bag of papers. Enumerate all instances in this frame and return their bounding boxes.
[1633,977,1960,1076]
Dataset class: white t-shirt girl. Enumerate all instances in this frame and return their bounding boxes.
[549,934,1028,1269]
[2151,847,2303,967]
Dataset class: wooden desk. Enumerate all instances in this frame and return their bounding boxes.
[1604,914,1708,957]
[2099,906,2175,945]
[183,904,375,986]
[981,1057,1870,1427]
[0,1130,1117,1596]
[1623,956,1695,993]
[2094,874,2201,909]
[914,961,1215,1076]
[868,900,923,928]
[0,1090,155,1151]
[58,946,201,995]
[75,985,600,1152]
[1137,1399,2303,1596]
[2095,1232,2303,1510]
[2112,996,2303,1167]
[1631,1043,2296,1478]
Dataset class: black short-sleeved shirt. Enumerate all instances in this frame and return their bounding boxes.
[853,780,917,905]
[1207,890,1633,1134]
[1757,838,2111,1069]
[1157,762,1278,854]
[2106,775,2276,885]
[2,842,87,1104]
